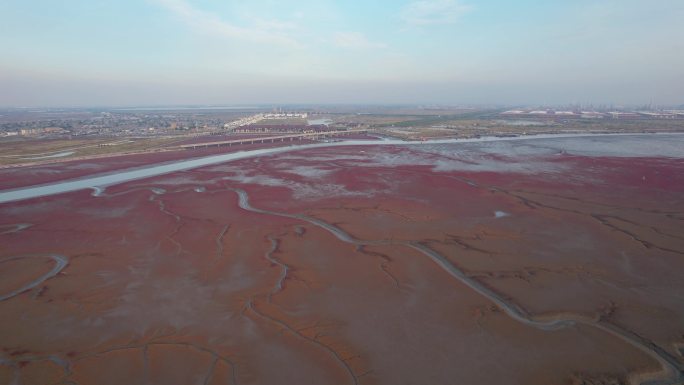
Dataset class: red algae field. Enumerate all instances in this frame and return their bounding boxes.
[1,135,684,385]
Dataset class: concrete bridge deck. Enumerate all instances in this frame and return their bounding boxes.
[180,129,368,149]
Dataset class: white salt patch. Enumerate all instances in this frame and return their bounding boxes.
[222,170,377,200]
[495,211,510,218]
[280,165,335,179]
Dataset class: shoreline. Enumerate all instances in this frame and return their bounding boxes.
[1,130,682,171]
[1,132,683,205]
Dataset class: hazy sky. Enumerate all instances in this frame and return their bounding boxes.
[1,0,683,107]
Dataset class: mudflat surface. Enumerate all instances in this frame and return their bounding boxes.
[0,140,313,191]
[1,135,683,385]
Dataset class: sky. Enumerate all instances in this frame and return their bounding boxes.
[1,0,683,107]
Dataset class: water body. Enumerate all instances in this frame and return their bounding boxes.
[0,133,682,205]
[307,119,333,126]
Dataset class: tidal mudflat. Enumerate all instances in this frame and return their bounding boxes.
[1,135,683,385]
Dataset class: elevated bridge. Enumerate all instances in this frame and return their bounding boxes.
[180,129,368,150]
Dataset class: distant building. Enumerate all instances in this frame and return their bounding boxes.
[262,112,309,119]
[580,112,605,119]
[666,110,684,119]
[503,109,684,120]
[636,111,677,119]
[43,127,67,134]
[607,112,641,119]
[20,128,39,136]
[500,110,581,119]
[235,124,335,134]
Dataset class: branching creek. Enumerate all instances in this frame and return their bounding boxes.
[1,134,683,384]
[0,223,32,235]
[229,187,684,385]
[2,181,681,383]
[0,254,68,302]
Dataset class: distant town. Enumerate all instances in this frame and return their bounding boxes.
[0,109,356,139]
[500,109,684,120]
[2,105,684,141]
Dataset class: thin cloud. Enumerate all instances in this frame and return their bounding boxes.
[333,32,387,50]
[400,0,472,26]
[252,18,300,32]
[153,0,303,48]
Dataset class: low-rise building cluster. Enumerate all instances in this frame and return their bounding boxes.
[500,109,684,120]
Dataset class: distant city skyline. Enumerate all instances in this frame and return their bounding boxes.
[1,0,683,107]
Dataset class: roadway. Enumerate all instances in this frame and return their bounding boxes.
[179,129,369,150]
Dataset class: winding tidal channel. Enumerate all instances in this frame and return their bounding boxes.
[1,133,683,384]
[1,133,678,205]
[230,188,684,385]
[0,254,68,302]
